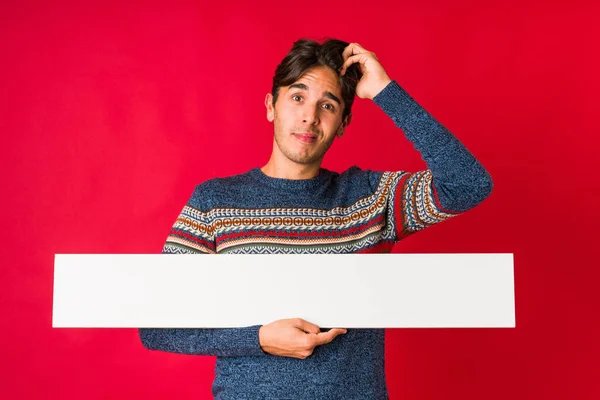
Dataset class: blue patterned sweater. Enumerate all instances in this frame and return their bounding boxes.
[139,80,493,399]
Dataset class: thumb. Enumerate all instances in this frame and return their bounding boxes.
[294,318,321,335]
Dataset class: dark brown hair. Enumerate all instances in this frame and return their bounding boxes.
[271,38,362,120]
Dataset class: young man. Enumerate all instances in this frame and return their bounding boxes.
[139,38,493,399]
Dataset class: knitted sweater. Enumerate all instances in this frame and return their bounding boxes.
[139,80,494,399]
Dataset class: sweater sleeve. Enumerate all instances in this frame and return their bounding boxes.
[138,186,267,357]
[371,80,494,241]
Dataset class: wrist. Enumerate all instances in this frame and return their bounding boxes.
[258,325,265,349]
[370,77,392,100]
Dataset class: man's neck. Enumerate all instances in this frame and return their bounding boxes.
[260,158,322,180]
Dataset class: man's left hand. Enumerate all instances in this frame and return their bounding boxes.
[340,43,392,100]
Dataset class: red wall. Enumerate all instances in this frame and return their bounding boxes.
[2,1,598,398]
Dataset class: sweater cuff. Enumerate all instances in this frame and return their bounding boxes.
[235,324,267,356]
[372,80,420,124]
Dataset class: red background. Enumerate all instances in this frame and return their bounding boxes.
[2,1,599,398]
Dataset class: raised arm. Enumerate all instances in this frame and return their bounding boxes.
[340,43,493,240]
[372,80,493,213]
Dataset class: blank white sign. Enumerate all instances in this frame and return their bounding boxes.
[52,253,515,328]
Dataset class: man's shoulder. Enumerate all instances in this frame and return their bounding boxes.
[187,169,255,210]
[197,169,253,189]
[336,165,413,193]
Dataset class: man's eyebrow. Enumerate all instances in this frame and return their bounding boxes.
[289,83,342,106]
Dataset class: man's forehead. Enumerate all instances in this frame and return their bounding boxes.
[287,67,343,104]
[291,68,340,90]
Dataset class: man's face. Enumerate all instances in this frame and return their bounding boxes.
[265,65,351,167]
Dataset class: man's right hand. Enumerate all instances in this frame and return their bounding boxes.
[258,318,347,359]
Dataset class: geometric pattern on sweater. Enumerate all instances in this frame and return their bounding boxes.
[163,169,458,255]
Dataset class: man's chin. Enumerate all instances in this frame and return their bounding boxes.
[287,153,323,166]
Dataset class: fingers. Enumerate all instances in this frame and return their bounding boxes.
[340,54,365,76]
[312,328,348,346]
[341,42,367,61]
[297,329,347,359]
[260,319,348,360]
[293,318,321,335]
[340,42,379,76]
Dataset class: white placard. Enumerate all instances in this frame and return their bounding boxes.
[52,253,515,328]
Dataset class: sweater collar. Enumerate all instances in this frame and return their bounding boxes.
[248,167,332,192]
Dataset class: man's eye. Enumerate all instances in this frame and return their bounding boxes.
[292,95,303,102]
[322,103,334,111]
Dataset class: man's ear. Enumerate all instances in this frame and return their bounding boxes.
[336,113,352,138]
[265,93,274,122]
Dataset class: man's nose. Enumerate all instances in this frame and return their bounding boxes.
[302,105,319,125]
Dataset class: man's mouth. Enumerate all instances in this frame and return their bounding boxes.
[293,132,318,143]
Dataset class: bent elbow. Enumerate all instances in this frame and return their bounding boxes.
[476,169,494,203]
[435,169,494,213]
